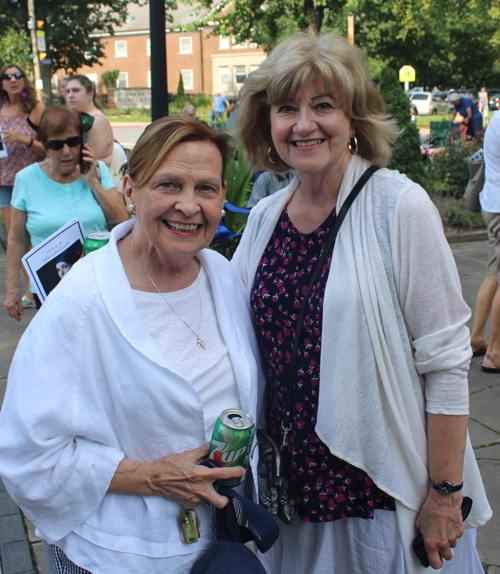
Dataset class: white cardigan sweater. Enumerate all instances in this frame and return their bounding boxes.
[232,155,492,574]
[0,220,265,567]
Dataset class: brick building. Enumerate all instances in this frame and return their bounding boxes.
[56,2,266,100]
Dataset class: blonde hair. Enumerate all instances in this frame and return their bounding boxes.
[236,31,399,171]
[124,116,232,187]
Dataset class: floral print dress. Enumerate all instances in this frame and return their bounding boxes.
[251,207,395,522]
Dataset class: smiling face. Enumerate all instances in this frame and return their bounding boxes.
[66,79,93,112]
[125,140,227,270]
[46,126,82,176]
[270,74,355,179]
[2,66,25,100]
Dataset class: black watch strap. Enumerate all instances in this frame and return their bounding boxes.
[430,480,463,496]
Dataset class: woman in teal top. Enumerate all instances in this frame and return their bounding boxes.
[4,106,127,320]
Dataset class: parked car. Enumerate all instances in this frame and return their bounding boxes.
[488,89,500,110]
[409,91,449,115]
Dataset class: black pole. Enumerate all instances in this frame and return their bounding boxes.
[150,0,168,120]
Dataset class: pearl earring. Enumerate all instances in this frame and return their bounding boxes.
[221,208,226,217]
[128,203,135,212]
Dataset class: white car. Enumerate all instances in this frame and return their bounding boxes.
[410,92,449,115]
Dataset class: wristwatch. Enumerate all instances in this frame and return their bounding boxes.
[430,480,463,496]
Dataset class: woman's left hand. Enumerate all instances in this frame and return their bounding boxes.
[415,489,464,569]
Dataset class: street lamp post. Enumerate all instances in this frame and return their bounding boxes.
[149,0,168,121]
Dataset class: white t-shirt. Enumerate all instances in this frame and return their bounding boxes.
[132,266,242,438]
[480,111,500,213]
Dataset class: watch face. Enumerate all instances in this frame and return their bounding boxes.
[437,481,453,495]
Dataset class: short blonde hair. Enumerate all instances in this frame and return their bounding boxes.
[124,116,232,187]
[236,31,399,171]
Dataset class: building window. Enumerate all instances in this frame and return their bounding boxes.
[219,35,230,50]
[234,65,246,84]
[117,72,128,88]
[115,40,128,57]
[180,37,193,54]
[181,69,193,90]
[219,66,229,87]
[232,37,247,49]
[146,39,150,56]
[147,70,151,88]
[249,42,258,49]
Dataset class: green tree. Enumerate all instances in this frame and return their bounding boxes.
[379,66,426,188]
[101,69,121,89]
[175,73,185,107]
[0,28,32,73]
[192,0,500,87]
[0,0,177,72]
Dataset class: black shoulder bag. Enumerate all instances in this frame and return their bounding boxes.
[257,165,380,524]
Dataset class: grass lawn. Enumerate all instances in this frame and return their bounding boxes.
[416,111,494,128]
[103,104,213,124]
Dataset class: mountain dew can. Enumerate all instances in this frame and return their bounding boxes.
[83,231,111,255]
[209,409,255,487]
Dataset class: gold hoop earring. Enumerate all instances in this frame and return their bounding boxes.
[348,136,358,156]
[268,146,277,165]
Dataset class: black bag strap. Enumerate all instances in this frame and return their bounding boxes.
[216,487,279,553]
[280,165,380,446]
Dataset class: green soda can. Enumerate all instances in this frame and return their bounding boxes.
[209,408,255,487]
[83,231,111,256]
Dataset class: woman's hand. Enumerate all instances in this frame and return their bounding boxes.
[109,445,245,509]
[1,130,31,146]
[3,285,23,322]
[415,489,464,569]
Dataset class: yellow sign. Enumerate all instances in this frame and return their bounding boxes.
[39,52,47,61]
[37,20,44,29]
[399,65,416,82]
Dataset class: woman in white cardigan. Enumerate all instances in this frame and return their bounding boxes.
[232,31,491,574]
[0,117,264,574]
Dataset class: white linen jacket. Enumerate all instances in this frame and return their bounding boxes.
[232,155,492,574]
[0,220,265,560]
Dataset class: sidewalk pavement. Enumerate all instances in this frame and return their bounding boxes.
[0,239,499,573]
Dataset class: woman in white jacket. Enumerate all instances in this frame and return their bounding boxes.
[232,31,491,574]
[0,117,264,574]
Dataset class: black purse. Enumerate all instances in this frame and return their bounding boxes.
[189,487,279,574]
[257,165,380,524]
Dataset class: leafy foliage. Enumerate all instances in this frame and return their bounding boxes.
[379,66,427,187]
[428,139,482,198]
[0,28,32,73]
[0,0,177,72]
[193,0,500,87]
[101,69,121,89]
[223,146,253,234]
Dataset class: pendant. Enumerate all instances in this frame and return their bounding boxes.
[197,336,206,350]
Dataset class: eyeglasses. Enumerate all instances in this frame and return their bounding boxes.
[45,136,82,151]
[2,72,25,81]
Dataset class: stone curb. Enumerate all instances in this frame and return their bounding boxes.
[0,480,36,573]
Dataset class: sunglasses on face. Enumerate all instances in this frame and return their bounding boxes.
[45,136,82,151]
[2,72,24,81]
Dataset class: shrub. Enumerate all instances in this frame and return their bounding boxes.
[431,196,486,229]
[175,73,185,107]
[379,67,427,188]
[428,139,482,198]
[102,70,120,89]
[192,93,212,108]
